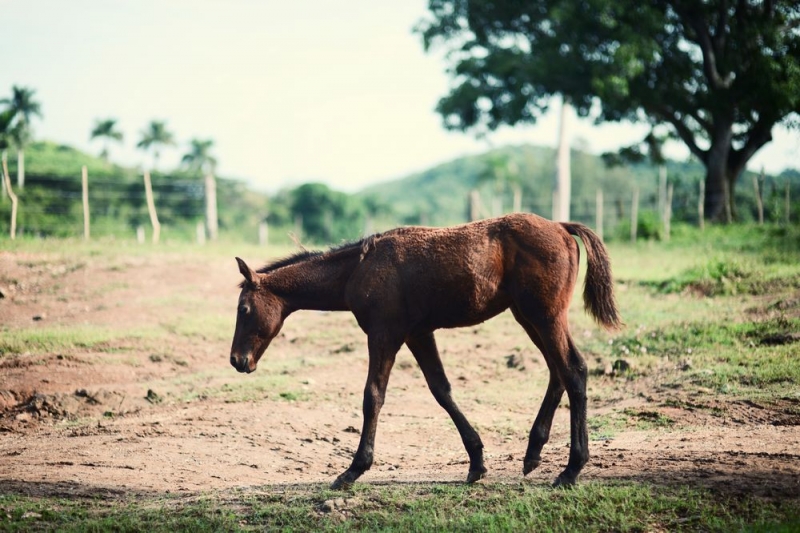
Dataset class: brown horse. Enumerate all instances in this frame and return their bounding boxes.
[230,213,620,489]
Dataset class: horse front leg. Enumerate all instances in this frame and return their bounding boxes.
[331,330,402,490]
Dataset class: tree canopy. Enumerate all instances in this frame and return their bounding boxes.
[417,0,800,220]
[182,138,217,175]
[137,120,175,170]
[90,118,124,161]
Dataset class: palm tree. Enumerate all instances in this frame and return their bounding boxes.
[181,138,217,174]
[136,120,175,171]
[90,118,124,161]
[0,85,43,189]
[182,138,219,241]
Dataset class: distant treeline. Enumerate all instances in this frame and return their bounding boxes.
[1,141,798,244]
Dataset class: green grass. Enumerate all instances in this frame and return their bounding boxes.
[0,325,158,355]
[0,482,796,532]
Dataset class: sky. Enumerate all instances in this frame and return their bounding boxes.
[2,0,799,193]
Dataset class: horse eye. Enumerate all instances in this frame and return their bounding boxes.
[238,305,250,315]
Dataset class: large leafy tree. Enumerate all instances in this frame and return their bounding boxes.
[90,118,124,161]
[0,85,42,189]
[417,1,800,221]
[136,120,175,171]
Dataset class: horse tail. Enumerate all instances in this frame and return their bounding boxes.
[561,222,622,330]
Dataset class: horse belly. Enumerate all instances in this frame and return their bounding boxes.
[414,282,510,330]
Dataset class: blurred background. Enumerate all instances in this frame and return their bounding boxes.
[1,0,798,245]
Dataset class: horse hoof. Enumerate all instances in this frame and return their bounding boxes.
[552,474,576,488]
[330,475,353,491]
[522,458,541,476]
[466,467,487,484]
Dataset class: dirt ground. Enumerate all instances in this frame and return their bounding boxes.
[0,248,798,502]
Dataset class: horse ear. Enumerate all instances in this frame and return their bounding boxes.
[235,257,258,285]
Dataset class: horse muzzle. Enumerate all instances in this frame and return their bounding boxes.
[230,353,256,374]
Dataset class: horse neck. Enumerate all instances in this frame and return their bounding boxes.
[264,249,359,312]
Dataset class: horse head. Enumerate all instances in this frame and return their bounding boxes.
[230,257,286,373]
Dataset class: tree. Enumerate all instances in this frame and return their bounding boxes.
[182,138,219,241]
[181,138,217,174]
[289,183,363,243]
[0,85,42,189]
[136,120,175,171]
[90,118,124,161]
[417,1,800,221]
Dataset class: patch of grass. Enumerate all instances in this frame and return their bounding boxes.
[603,316,800,395]
[0,325,156,355]
[643,258,800,296]
[1,482,797,532]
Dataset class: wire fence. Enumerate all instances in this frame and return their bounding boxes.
[1,168,795,245]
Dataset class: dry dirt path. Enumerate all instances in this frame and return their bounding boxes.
[1,248,798,501]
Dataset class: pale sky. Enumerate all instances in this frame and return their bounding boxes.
[3,0,798,192]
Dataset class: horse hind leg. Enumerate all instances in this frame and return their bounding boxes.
[510,306,566,476]
[406,331,487,483]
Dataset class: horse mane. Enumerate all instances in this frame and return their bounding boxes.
[252,235,380,277]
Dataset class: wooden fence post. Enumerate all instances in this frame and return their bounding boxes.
[204,173,218,241]
[786,181,791,225]
[631,187,639,242]
[2,153,17,240]
[143,171,160,244]
[663,182,674,241]
[196,221,206,245]
[698,180,705,231]
[753,169,764,225]
[82,166,90,240]
[595,189,604,241]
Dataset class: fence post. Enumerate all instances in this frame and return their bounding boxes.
[196,221,206,245]
[595,189,604,241]
[2,153,17,240]
[664,182,673,241]
[204,173,218,241]
[786,181,791,225]
[259,222,269,246]
[143,171,160,244]
[698,180,705,231]
[631,187,639,242]
[753,169,764,225]
[82,166,90,240]
[658,164,667,224]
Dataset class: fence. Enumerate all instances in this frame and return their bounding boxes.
[1,166,796,245]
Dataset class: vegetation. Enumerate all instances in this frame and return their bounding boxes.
[0,85,42,189]
[417,0,800,221]
[137,120,176,171]
[2,140,798,244]
[1,482,797,532]
[1,223,798,531]
[89,118,124,161]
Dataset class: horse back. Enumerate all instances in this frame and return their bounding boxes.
[345,214,577,332]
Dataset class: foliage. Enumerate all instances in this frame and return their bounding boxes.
[89,118,124,161]
[0,141,269,241]
[137,120,176,170]
[417,1,800,220]
[181,138,217,174]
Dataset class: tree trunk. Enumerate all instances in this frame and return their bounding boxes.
[703,116,735,221]
[17,149,24,189]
